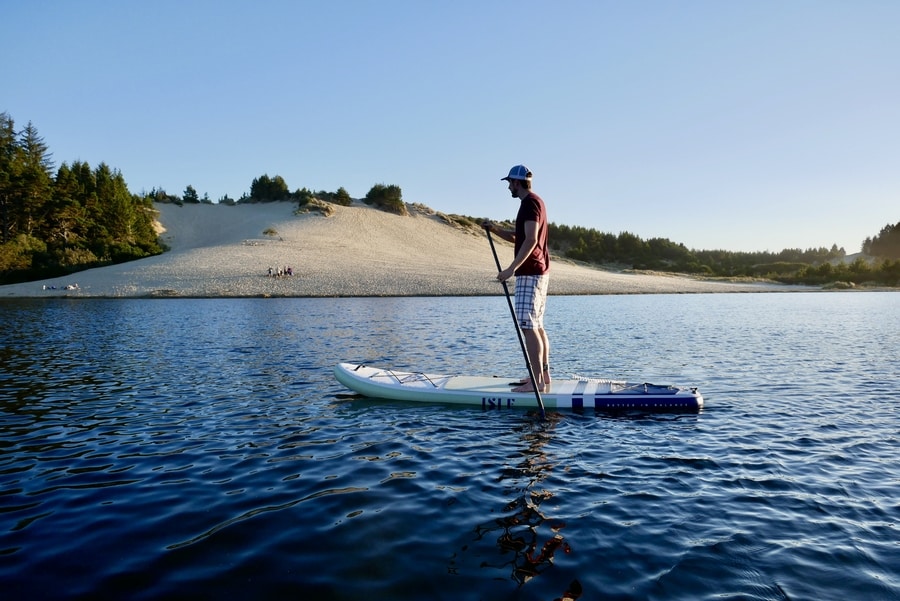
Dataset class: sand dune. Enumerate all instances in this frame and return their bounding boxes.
[1,201,794,298]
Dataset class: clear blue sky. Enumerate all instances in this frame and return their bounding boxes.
[4,0,898,253]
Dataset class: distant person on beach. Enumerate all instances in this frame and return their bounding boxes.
[483,165,551,393]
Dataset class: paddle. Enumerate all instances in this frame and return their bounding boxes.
[484,226,546,419]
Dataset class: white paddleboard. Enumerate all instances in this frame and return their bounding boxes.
[334,363,703,412]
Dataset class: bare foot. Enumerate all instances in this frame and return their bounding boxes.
[512,381,538,393]
[513,380,553,393]
[511,373,550,387]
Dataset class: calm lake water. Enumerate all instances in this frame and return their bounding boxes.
[1,292,898,600]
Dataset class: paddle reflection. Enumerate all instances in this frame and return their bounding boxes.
[452,413,582,597]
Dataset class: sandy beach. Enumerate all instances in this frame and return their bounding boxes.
[0,201,796,298]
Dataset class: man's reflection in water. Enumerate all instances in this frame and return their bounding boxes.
[480,492,569,584]
[450,413,582,598]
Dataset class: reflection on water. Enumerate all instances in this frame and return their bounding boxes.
[1,294,898,600]
[451,413,580,597]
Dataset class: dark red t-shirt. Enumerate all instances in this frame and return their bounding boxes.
[514,192,550,276]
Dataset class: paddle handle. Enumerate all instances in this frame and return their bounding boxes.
[484,226,546,418]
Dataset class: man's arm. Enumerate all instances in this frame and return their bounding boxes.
[498,220,538,282]
[483,221,515,243]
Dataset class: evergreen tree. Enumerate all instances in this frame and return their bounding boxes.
[334,186,352,206]
[865,222,900,259]
[249,174,289,201]
[46,162,86,246]
[364,183,406,215]
[183,185,200,203]
[295,187,315,206]
[0,112,165,284]
[0,112,19,243]
[17,122,54,237]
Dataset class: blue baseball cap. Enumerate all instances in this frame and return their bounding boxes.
[501,165,532,181]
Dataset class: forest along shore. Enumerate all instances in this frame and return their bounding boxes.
[0,201,804,298]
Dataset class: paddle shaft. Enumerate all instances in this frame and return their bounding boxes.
[484,227,546,418]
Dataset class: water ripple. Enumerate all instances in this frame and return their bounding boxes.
[0,294,898,599]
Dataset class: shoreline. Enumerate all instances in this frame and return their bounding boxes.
[1,201,816,299]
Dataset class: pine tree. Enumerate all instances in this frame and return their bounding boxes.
[334,186,352,206]
[183,185,200,203]
[249,174,289,201]
[46,162,86,246]
[17,122,54,237]
[868,222,900,259]
[0,112,19,243]
[0,112,165,283]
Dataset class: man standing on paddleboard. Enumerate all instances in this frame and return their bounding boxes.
[484,165,551,393]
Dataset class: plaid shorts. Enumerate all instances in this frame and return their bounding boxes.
[514,274,549,330]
